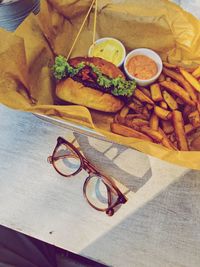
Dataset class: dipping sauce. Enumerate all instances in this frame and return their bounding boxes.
[89,39,125,67]
[126,55,158,80]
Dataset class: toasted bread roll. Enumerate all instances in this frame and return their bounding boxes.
[56,78,124,112]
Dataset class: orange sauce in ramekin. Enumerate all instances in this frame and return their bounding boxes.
[127,55,158,80]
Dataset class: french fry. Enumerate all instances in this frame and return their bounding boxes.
[198,92,200,103]
[158,73,166,82]
[168,132,176,143]
[119,106,130,118]
[158,128,178,150]
[150,113,159,131]
[184,124,195,135]
[146,104,154,110]
[188,110,200,127]
[124,119,140,131]
[126,114,149,120]
[176,97,184,105]
[162,90,178,110]
[161,120,174,134]
[111,63,200,151]
[115,114,142,131]
[140,126,163,143]
[129,118,149,127]
[180,68,200,93]
[183,105,195,122]
[197,102,200,114]
[139,87,151,98]
[132,98,143,107]
[150,83,163,102]
[154,106,172,120]
[110,123,152,142]
[163,62,177,69]
[172,110,189,151]
[173,141,178,148]
[159,101,168,109]
[184,67,197,73]
[134,89,154,105]
[128,102,143,114]
[163,67,186,83]
[142,106,150,119]
[114,114,125,124]
[166,77,171,82]
[192,66,200,79]
[163,67,197,102]
[160,81,195,106]
[190,135,200,151]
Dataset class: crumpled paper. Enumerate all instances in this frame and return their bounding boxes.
[0,0,200,169]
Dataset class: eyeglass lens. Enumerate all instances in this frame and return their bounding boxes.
[53,143,81,176]
[84,175,119,211]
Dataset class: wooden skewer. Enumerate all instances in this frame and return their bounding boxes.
[66,0,96,61]
[93,0,98,46]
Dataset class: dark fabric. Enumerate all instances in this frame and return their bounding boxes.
[0,225,57,267]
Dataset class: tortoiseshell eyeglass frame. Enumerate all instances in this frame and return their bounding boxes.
[48,137,127,216]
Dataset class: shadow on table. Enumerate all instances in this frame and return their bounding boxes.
[74,133,152,192]
[80,169,200,267]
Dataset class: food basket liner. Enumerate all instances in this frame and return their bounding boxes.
[0,0,200,170]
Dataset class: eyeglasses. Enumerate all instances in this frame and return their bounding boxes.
[48,137,127,216]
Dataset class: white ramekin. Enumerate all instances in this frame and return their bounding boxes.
[124,48,163,86]
[88,37,126,67]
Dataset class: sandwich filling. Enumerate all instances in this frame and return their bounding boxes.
[53,56,136,98]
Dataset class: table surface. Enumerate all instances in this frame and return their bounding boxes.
[0,105,200,267]
[1,1,200,267]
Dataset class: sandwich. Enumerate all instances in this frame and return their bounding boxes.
[53,55,136,112]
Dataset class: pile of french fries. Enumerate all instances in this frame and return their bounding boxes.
[111,62,200,151]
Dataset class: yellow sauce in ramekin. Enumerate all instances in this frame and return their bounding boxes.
[90,39,125,66]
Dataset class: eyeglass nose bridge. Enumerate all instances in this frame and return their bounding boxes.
[82,158,99,175]
[47,156,53,164]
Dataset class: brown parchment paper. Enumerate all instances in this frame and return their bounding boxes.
[0,0,200,170]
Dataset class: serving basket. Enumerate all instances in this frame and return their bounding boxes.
[0,0,200,170]
[36,113,106,141]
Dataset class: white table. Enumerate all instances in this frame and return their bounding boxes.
[0,104,200,267]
